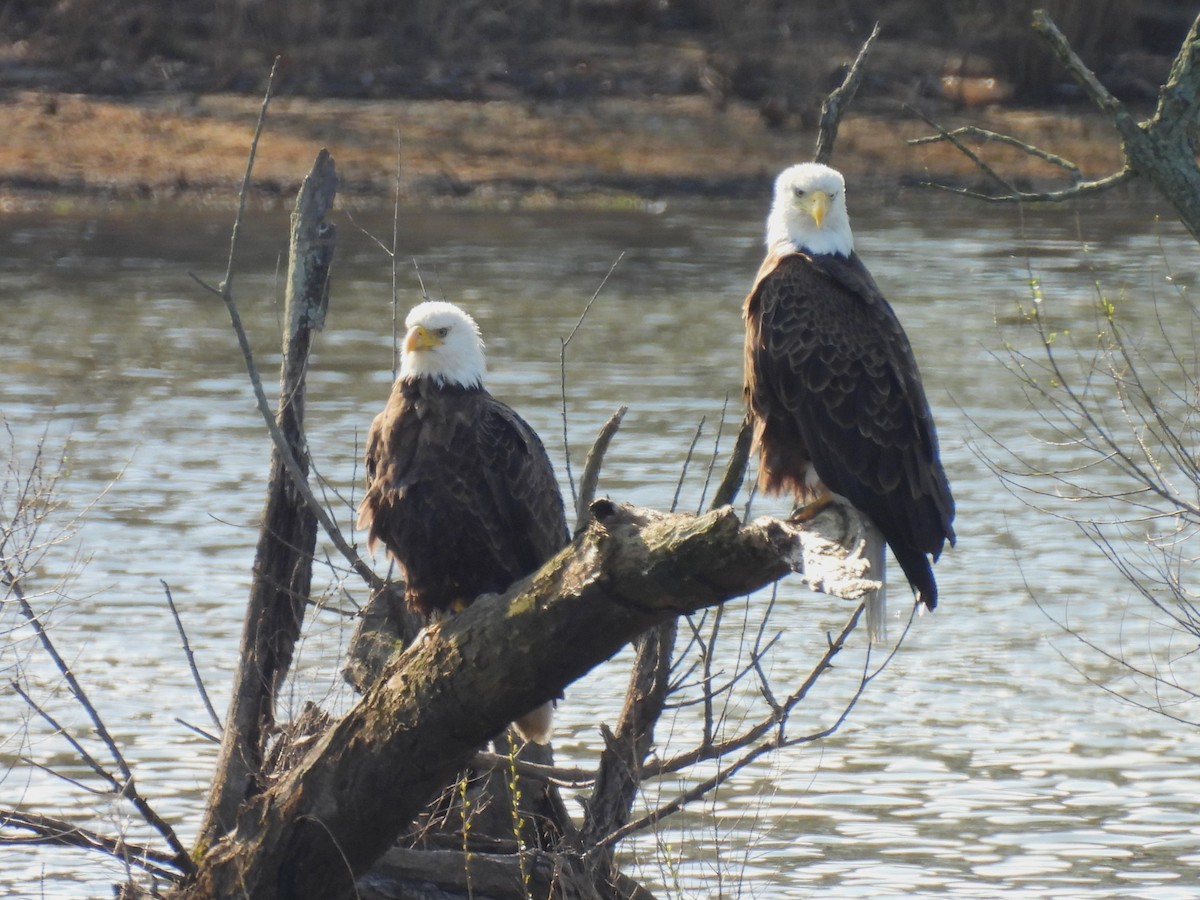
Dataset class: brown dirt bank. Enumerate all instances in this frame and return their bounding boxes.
[0,88,1129,213]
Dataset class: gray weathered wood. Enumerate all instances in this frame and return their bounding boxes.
[196,150,338,850]
[179,502,802,899]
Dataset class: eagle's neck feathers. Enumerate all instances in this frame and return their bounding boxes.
[401,371,483,391]
[399,342,485,389]
[400,372,485,397]
[767,229,853,259]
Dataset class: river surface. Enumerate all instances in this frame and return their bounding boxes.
[1,188,1199,898]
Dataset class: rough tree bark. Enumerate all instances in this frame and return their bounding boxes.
[1032,9,1200,241]
[196,150,338,850]
[178,502,805,900]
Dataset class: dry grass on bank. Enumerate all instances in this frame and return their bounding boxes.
[0,89,1127,211]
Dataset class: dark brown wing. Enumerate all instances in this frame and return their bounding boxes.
[744,251,955,606]
[475,397,570,577]
[358,379,567,616]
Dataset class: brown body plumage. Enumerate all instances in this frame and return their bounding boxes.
[357,301,567,618]
[744,164,955,613]
[359,379,567,617]
[357,301,567,743]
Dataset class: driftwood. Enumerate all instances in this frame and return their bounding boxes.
[180,502,807,900]
[196,150,338,849]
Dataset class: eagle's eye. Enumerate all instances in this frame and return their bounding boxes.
[792,187,806,198]
[436,327,450,338]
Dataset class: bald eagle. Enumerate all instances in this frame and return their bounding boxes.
[743,163,955,639]
[357,300,568,741]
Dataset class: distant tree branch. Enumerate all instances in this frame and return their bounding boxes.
[814,22,880,166]
[908,113,1134,202]
[911,10,1200,240]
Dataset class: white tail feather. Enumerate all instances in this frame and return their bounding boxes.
[514,701,554,745]
[863,520,887,644]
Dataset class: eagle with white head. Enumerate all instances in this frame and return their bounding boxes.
[743,163,956,641]
[357,300,567,742]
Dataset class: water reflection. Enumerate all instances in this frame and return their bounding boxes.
[2,192,1199,898]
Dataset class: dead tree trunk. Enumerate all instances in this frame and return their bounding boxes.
[197,151,338,849]
[179,502,803,900]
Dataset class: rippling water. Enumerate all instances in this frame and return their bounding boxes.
[2,190,1198,898]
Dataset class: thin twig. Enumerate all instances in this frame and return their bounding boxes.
[10,681,112,788]
[907,105,1133,202]
[161,580,222,734]
[644,604,862,780]
[671,417,705,513]
[174,718,222,744]
[189,75,384,598]
[696,395,731,513]
[560,252,625,515]
[4,570,193,870]
[602,616,878,849]
[220,56,280,295]
[0,808,183,882]
[909,123,1085,179]
[392,130,403,379]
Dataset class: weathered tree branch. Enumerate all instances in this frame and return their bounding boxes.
[814,21,880,166]
[912,10,1200,240]
[1037,8,1200,240]
[197,149,338,850]
[576,405,628,533]
[180,502,803,900]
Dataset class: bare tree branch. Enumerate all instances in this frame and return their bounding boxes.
[576,406,628,533]
[560,253,625,516]
[188,64,381,598]
[181,501,811,899]
[4,549,193,873]
[911,10,1200,237]
[162,580,223,734]
[0,808,182,883]
[907,109,1134,202]
[814,22,880,166]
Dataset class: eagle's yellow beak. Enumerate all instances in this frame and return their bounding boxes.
[404,325,441,353]
[808,190,830,229]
